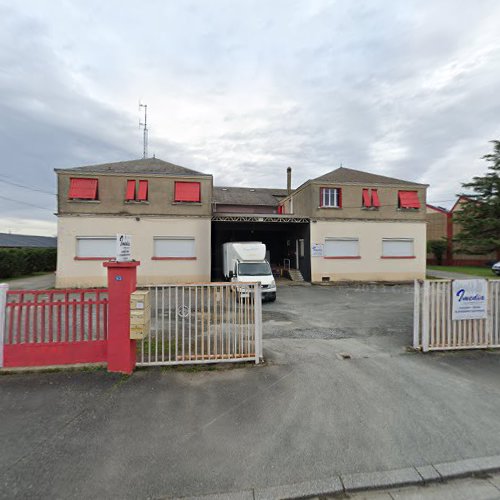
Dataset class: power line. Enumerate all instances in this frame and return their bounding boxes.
[0,195,55,212]
[0,178,55,196]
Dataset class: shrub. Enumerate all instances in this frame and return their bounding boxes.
[0,247,57,279]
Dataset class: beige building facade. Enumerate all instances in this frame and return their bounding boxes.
[55,159,428,287]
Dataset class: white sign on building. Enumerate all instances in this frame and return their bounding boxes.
[311,243,324,257]
[452,279,488,320]
[116,234,132,262]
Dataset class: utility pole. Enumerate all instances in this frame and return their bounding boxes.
[139,103,148,159]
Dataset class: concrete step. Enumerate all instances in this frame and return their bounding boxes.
[287,269,305,282]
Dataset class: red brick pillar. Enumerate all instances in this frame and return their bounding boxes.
[103,261,140,374]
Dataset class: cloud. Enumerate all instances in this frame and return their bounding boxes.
[1,0,500,232]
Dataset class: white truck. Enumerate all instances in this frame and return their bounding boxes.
[222,242,276,301]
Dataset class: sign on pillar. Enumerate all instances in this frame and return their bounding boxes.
[116,234,132,262]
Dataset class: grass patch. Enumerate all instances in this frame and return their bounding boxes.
[428,265,499,278]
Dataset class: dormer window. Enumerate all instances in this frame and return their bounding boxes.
[68,178,98,200]
[320,187,341,208]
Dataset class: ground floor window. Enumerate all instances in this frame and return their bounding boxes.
[76,236,115,259]
[153,237,196,259]
[324,237,359,258]
[382,238,414,258]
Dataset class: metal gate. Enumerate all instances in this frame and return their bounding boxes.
[137,282,262,366]
[414,279,500,351]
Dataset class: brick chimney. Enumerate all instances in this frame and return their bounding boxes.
[287,167,292,195]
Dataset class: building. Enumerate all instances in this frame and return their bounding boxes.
[426,196,499,265]
[55,158,428,287]
[0,233,57,248]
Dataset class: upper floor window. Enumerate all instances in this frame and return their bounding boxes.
[125,180,148,202]
[320,187,341,208]
[362,188,381,208]
[174,182,201,203]
[68,178,98,200]
[398,190,420,209]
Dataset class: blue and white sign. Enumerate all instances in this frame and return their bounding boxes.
[452,279,488,320]
[116,234,132,262]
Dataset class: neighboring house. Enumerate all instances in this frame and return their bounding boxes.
[426,196,498,265]
[55,158,428,287]
[0,233,57,248]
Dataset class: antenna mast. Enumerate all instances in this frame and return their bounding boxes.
[139,102,148,159]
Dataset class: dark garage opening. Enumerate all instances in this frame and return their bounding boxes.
[211,219,310,281]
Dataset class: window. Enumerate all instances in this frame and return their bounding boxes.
[324,238,360,258]
[362,188,381,208]
[75,237,115,259]
[153,237,196,259]
[125,180,148,202]
[320,187,341,208]
[174,182,201,202]
[382,238,414,258]
[68,178,98,200]
[398,190,420,209]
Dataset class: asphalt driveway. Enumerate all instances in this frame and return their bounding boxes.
[2,284,500,499]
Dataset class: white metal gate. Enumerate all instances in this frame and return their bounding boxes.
[413,279,500,351]
[137,283,262,366]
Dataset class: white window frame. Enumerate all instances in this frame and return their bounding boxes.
[382,238,414,258]
[324,237,359,258]
[153,237,196,259]
[321,187,340,208]
[76,236,115,259]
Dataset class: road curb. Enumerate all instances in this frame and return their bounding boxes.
[178,453,500,500]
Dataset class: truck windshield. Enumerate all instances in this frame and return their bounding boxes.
[238,262,272,276]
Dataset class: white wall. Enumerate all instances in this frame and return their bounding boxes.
[310,220,426,282]
[56,216,211,287]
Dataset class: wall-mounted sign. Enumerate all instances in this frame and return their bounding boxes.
[452,279,488,320]
[116,234,132,262]
[311,243,324,257]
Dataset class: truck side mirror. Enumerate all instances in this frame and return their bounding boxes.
[229,270,234,278]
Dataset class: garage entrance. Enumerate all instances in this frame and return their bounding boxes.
[211,215,310,281]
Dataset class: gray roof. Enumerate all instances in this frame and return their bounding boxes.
[213,187,289,206]
[0,233,57,248]
[56,158,208,177]
[313,167,426,186]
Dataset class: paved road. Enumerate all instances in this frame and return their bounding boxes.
[2,285,500,499]
[4,272,55,290]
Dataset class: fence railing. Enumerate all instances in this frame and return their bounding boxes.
[414,280,500,351]
[137,282,262,366]
[2,288,108,368]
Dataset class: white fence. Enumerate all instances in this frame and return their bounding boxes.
[137,282,262,366]
[414,279,500,351]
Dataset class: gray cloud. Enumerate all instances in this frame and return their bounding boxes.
[1,0,500,234]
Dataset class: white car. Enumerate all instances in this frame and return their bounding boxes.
[492,261,500,276]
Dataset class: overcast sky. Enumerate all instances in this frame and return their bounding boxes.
[1,0,500,236]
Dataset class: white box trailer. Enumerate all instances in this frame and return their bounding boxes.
[222,242,276,301]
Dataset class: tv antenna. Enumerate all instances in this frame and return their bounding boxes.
[139,102,148,159]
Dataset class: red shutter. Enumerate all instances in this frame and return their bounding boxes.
[137,180,148,201]
[125,180,136,201]
[362,188,371,207]
[398,190,420,209]
[371,189,380,207]
[175,182,201,202]
[278,205,283,214]
[338,188,342,208]
[68,178,98,200]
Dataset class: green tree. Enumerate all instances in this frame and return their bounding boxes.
[454,140,500,255]
[427,239,448,265]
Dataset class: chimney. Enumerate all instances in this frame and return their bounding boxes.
[287,167,292,195]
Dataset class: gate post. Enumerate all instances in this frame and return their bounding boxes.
[104,261,140,374]
[0,283,8,368]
